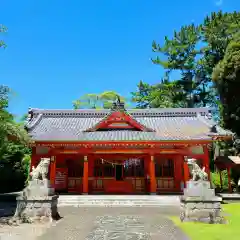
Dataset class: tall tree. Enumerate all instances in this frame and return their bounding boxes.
[152,24,205,108]
[200,11,240,76]
[151,11,240,110]
[212,33,240,137]
[201,11,240,123]
[212,31,240,183]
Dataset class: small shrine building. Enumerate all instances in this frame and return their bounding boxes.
[26,101,231,194]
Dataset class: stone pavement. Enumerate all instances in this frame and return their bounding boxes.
[38,206,189,240]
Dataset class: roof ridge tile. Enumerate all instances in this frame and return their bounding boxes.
[28,107,211,118]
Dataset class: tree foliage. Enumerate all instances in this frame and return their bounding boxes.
[73,91,127,109]
[131,80,152,109]
[131,10,240,171]
[0,24,7,49]
[151,24,208,108]
[201,11,240,75]
[0,27,31,193]
[212,33,240,155]
[145,11,240,112]
[0,85,31,193]
[131,78,186,108]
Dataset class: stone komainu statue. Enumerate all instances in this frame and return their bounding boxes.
[30,158,50,181]
[186,158,208,181]
[10,157,60,225]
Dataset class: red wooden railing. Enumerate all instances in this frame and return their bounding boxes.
[90,177,145,193]
[156,177,176,192]
[125,177,145,193]
[91,177,114,193]
[68,177,83,193]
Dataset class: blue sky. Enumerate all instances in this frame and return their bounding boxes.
[0,0,239,118]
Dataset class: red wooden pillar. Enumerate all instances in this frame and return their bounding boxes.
[50,156,56,189]
[227,166,232,193]
[144,155,150,193]
[83,155,89,194]
[203,145,211,181]
[88,154,94,193]
[174,155,182,191]
[149,155,156,194]
[183,157,190,187]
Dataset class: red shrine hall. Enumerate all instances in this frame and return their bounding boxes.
[26,101,231,194]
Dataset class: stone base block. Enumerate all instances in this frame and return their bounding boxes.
[180,200,224,224]
[10,195,60,224]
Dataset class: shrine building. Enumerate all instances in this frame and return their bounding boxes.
[26,101,231,194]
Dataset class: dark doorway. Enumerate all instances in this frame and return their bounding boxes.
[115,165,123,181]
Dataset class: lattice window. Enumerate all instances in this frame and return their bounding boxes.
[94,159,115,177]
[155,159,174,177]
[66,158,83,177]
[124,158,144,177]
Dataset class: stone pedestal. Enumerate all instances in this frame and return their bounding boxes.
[11,195,60,224]
[180,180,223,223]
[10,179,60,224]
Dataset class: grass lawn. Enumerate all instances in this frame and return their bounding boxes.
[171,203,240,240]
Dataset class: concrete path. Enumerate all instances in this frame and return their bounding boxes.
[38,207,189,240]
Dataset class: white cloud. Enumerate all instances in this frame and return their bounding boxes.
[215,0,223,6]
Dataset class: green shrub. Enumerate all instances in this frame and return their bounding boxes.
[211,170,229,190]
[21,154,31,186]
[0,142,30,193]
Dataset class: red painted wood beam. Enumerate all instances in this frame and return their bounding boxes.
[49,148,192,155]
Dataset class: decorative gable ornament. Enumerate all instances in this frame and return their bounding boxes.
[84,98,155,132]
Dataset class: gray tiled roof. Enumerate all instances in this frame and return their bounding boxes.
[25,108,232,141]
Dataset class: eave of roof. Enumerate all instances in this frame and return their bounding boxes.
[215,156,240,165]
[25,107,233,142]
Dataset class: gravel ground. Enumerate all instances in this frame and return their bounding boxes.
[0,202,53,240]
[0,221,52,240]
[0,204,189,240]
[39,206,188,240]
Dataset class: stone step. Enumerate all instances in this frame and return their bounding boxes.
[57,195,181,207]
[58,195,181,199]
[58,204,177,207]
[58,200,180,204]
[58,199,180,202]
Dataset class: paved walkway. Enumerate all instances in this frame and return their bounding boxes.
[38,207,189,240]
